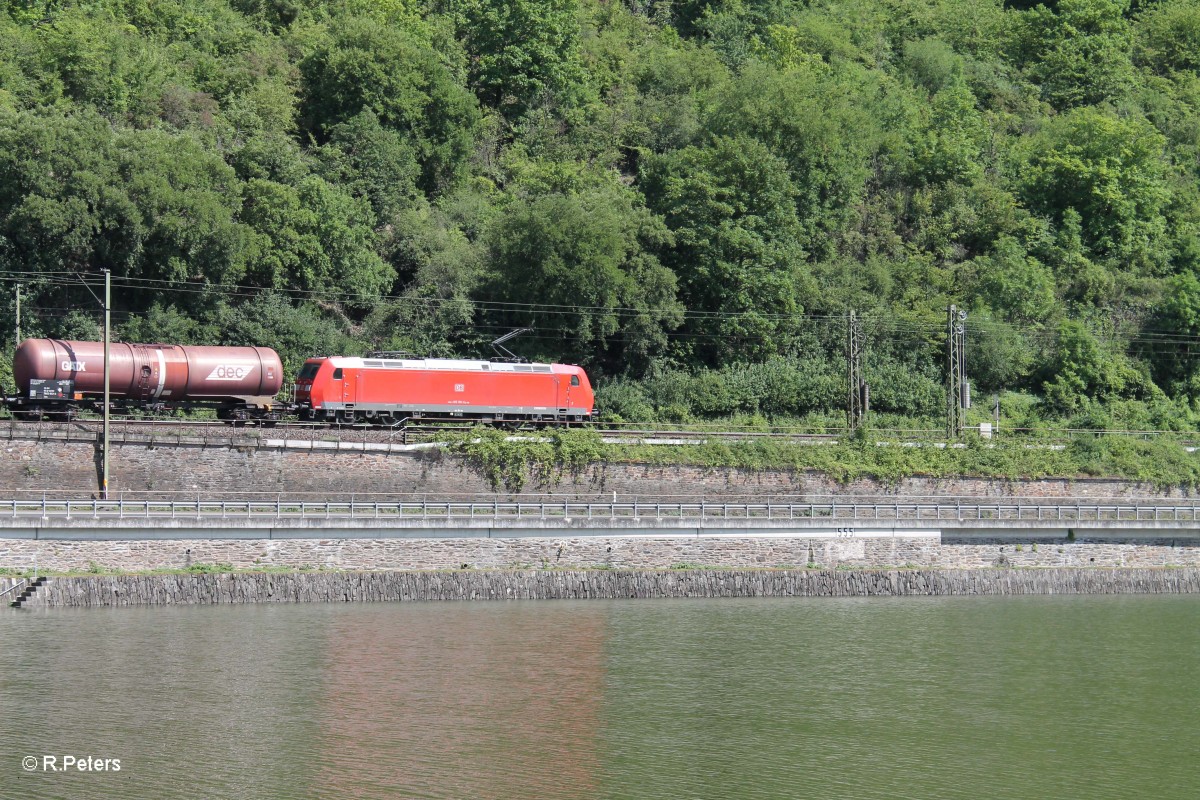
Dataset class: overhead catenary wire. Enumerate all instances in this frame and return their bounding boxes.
[5,271,1200,355]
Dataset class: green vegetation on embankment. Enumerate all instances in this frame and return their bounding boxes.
[5,1,1200,434]
[446,427,1200,490]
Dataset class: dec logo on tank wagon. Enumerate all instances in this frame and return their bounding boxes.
[205,364,257,381]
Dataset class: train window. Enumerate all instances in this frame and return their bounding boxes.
[570,375,580,386]
[332,368,343,380]
[298,363,320,380]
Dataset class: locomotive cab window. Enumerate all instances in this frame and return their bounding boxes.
[570,375,580,386]
[332,368,343,380]
[298,363,320,380]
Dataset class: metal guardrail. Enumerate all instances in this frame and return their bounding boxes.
[3,499,1200,523]
[0,578,28,600]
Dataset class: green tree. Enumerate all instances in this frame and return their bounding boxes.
[706,60,878,261]
[971,236,1057,323]
[641,135,811,365]
[1043,319,1148,412]
[299,17,481,194]
[1134,0,1200,76]
[459,0,586,122]
[1019,107,1172,272]
[486,173,680,370]
[1013,0,1135,108]
[235,174,392,299]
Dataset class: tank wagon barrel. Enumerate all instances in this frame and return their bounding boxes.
[9,339,284,421]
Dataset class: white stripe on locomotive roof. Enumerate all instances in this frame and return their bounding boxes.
[327,357,560,372]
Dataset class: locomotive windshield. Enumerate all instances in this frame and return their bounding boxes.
[297,363,320,380]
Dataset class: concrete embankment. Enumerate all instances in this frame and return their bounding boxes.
[13,567,1200,607]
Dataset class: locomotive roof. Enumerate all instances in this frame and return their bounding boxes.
[323,356,579,373]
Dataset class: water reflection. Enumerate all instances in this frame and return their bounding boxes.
[2,596,1198,799]
[313,605,606,799]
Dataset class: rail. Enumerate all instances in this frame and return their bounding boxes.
[3,499,1200,524]
[2,417,1199,449]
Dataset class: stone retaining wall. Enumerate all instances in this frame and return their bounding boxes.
[3,534,1198,573]
[16,567,1200,607]
[2,439,1198,500]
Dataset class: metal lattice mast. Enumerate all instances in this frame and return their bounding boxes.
[947,305,967,437]
[847,310,866,430]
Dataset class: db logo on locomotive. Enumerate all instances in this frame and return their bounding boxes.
[205,364,254,381]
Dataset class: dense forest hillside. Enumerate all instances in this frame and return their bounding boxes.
[3,0,1200,431]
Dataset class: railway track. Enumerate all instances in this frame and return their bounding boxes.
[0,417,847,446]
[0,417,1195,448]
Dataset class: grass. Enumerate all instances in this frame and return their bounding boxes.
[435,421,1200,490]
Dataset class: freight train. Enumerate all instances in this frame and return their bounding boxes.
[6,339,596,427]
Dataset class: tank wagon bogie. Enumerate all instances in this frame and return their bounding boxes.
[9,339,284,421]
[294,355,595,427]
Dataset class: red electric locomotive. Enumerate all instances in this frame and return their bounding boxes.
[294,354,595,426]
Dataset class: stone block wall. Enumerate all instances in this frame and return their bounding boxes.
[3,534,1198,574]
[2,438,1198,501]
[20,567,1200,608]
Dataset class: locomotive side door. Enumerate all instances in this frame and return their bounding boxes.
[340,368,357,407]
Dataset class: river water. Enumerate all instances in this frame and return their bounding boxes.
[2,595,1198,799]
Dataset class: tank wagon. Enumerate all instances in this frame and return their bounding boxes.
[294,354,595,426]
[9,339,284,421]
